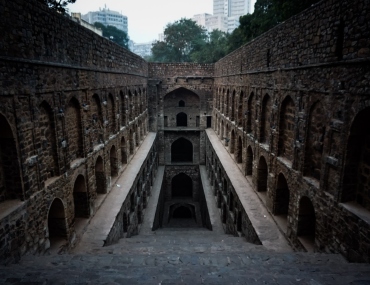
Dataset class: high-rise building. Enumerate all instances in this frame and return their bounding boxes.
[213,0,251,32]
[192,13,227,33]
[82,6,128,34]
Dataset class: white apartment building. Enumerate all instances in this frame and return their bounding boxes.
[192,13,227,33]
[82,6,128,34]
[131,41,153,58]
[213,0,252,32]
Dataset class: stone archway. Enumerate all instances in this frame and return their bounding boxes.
[0,113,22,200]
[47,198,68,249]
[95,156,106,194]
[171,137,193,163]
[110,145,118,178]
[257,156,268,192]
[73,175,89,218]
[171,173,193,198]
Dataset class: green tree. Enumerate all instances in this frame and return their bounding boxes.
[191,29,230,63]
[228,0,320,53]
[94,22,129,49]
[151,18,207,62]
[36,0,76,14]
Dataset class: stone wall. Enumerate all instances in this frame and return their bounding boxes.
[0,0,150,264]
[212,0,370,262]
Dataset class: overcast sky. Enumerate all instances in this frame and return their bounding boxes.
[67,0,255,43]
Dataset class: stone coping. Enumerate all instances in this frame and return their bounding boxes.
[205,129,292,252]
[78,132,156,247]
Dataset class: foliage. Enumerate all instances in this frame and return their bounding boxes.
[36,0,76,14]
[151,18,207,62]
[94,22,129,49]
[227,0,320,53]
[191,29,230,63]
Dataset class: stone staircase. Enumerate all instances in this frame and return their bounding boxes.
[2,227,370,284]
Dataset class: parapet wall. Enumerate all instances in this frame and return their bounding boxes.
[0,0,147,76]
[215,0,369,75]
[149,63,214,78]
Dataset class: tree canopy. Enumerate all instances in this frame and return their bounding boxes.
[227,0,321,53]
[36,0,76,14]
[151,18,208,62]
[94,22,129,49]
[150,19,229,63]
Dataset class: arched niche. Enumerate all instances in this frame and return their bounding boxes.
[95,156,106,194]
[47,198,68,248]
[171,173,193,198]
[0,113,22,201]
[73,174,89,218]
[171,138,193,163]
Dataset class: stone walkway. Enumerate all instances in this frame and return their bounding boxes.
[1,141,370,284]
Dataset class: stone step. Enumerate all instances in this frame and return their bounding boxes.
[3,252,368,285]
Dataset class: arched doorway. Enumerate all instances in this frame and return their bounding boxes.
[48,198,68,249]
[172,173,193,198]
[274,174,290,218]
[297,196,316,247]
[171,138,193,162]
[246,146,253,176]
[278,96,295,162]
[257,156,268,192]
[176,112,187,127]
[73,175,89,218]
[110,145,118,177]
[65,97,83,161]
[0,114,22,200]
[121,137,127,164]
[236,136,243,163]
[168,203,197,227]
[230,129,235,154]
[342,107,370,210]
[95,156,106,194]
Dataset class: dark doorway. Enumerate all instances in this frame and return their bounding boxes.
[173,206,192,218]
[207,116,212,128]
[171,138,193,162]
[172,173,193,198]
[274,173,290,217]
[176,112,187,127]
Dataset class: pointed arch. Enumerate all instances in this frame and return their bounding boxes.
[176,112,187,127]
[342,107,370,210]
[120,90,127,127]
[171,137,193,162]
[230,90,236,121]
[238,91,244,127]
[172,173,193,197]
[0,113,22,200]
[260,94,271,143]
[73,175,89,218]
[274,173,290,217]
[110,145,118,177]
[230,129,236,154]
[47,198,67,247]
[95,156,106,194]
[304,101,325,180]
[257,156,268,192]
[236,136,243,163]
[121,136,127,164]
[38,101,59,180]
[246,146,253,176]
[247,92,255,134]
[65,97,83,161]
[278,96,296,161]
[297,196,316,241]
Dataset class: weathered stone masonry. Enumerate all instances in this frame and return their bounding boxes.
[0,0,370,264]
[0,0,151,263]
[212,0,370,262]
